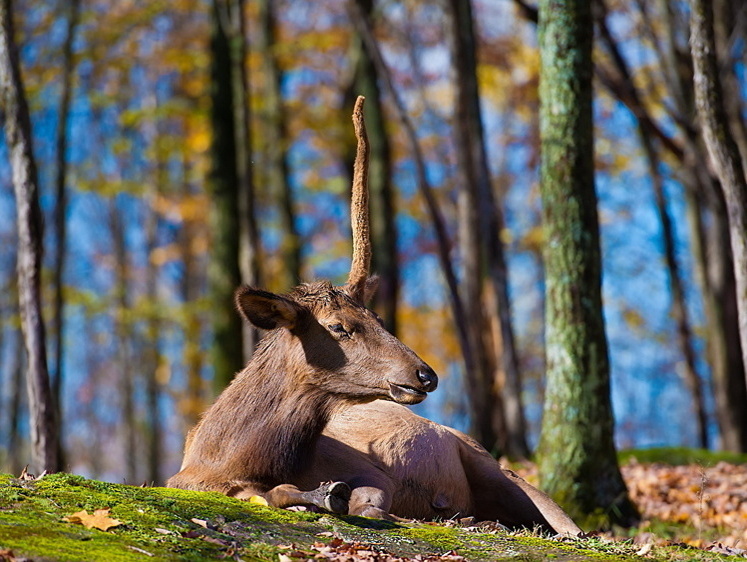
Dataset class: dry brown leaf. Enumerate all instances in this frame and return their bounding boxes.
[62,508,122,531]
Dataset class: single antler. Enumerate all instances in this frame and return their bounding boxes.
[347,95,371,301]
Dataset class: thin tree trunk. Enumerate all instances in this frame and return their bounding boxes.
[349,0,399,334]
[595,2,709,448]
[50,0,80,473]
[8,335,26,475]
[227,0,261,359]
[208,0,246,391]
[259,0,302,288]
[142,92,163,485]
[657,0,747,451]
[349,0,477,390]
[690,0,747,393]
[109,199,137,483]
[180,159,206,431]
[447,0,528,457]
[0,0,59,473]
[535,0,637,528]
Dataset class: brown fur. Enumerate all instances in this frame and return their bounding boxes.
[296,401,582,536]
[167,281,438,507]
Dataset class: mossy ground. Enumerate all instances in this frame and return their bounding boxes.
[0,473,741,561]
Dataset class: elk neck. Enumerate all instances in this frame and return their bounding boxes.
[197,328,345,485]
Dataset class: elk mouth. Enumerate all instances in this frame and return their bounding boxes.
[387,382,428,405]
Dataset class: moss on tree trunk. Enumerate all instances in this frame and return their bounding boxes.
[535,0,638,529]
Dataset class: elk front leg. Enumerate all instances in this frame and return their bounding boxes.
[231,481,351,515]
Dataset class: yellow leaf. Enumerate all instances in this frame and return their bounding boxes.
[63,508,122,531]
[249,495,268,506]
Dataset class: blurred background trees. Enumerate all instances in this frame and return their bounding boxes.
[1,0,747,525]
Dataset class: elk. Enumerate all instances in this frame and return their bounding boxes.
[169,97,581,536]
[299,401,583,536]
[167,96,439,513]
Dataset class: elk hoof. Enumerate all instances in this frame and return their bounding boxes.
[306,481,350,515]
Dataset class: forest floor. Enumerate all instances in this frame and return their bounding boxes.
[0,448,746,561]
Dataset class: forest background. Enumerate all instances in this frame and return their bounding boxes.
[1,0,746,491]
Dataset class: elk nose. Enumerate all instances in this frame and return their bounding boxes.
[417,367,438,391]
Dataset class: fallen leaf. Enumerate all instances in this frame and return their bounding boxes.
[278,555,292,562]
[17,466,45,482]
[63,508,122,531]
[249,495,268,506]
[635,543,653,557]
[127,545,154,557]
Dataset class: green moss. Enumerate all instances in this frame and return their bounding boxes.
[619,447,747,466]
[1,473,742,561]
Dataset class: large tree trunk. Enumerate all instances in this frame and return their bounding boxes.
[690,0,747,394]
[208,0,247,392]
[535,0,637,528]
[0,0,59,473]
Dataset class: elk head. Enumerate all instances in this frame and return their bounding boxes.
[234,96,437,405]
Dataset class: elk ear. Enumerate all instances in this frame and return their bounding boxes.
[362,275,379,304]
[235,287,303,330]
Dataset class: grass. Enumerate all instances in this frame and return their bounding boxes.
[0,472,744,561]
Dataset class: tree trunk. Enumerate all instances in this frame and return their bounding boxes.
[690,0,747,395]
[447,0,528,458]
[50,0,80,472]
[259,0,302,288]
[208,0,247,392]
[109,199,137,483]
[657,0,747,451]
[141,92,163,485]
[227,0,261,359]
[594,2,709,448]
[348,0,399,334]
[535,0,637,528]
[349,0,477,404]
[0,0,59,474]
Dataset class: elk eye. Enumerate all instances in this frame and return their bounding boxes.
[328,323,350,337]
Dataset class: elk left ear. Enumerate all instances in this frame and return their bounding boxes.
[363,275,379,304]
[345,275,379,305]
[235,287,304,330]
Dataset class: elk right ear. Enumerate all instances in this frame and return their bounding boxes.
[235,287,303,330]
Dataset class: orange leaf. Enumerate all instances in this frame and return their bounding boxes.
[63,508,122,531]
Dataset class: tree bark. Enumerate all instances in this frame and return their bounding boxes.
[535,0,637,527]
[595,1,709,449]
[447,0,528,458]
[347,0,399,335]
[208,0,248,392]
[349,0,477,398]
[50,0,80,471]
[109,198,137,483]
[259,0,302,288]
[0,0,59,473]
[690,0,747,394]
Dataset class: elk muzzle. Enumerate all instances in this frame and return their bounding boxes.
[387,366,438,405]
